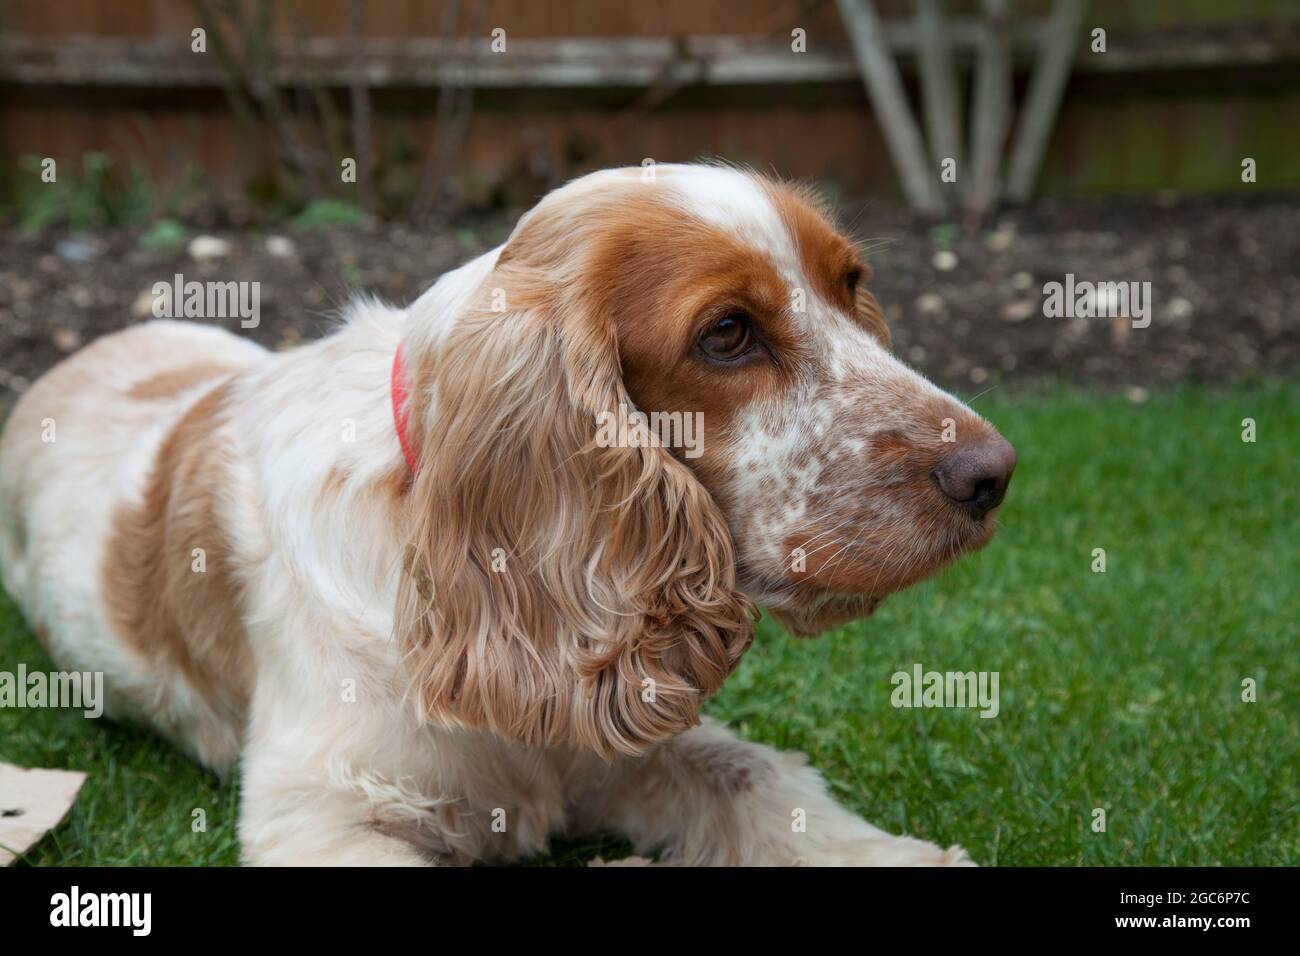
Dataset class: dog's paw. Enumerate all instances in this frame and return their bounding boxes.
[589,854,658,866]
[931,844,977,866]
[799,836,977,867]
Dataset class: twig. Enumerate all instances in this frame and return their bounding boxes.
[965,0,1011,214]
[347,0,374,211]
[1004,0,1084,203]
[836,0,946,215]
[914,0,962,208]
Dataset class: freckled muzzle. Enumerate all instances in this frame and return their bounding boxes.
[760,411,1017,636]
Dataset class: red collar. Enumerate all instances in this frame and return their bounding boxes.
[390,343,419,473]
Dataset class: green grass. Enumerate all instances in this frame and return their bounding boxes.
[2,384,1297,865]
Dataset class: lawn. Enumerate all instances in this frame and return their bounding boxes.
[2,383,1297,866]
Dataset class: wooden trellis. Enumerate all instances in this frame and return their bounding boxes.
[837,0,1085,214]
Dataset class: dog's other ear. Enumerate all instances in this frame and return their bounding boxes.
[855,285,891,348]
[393,260,755,758]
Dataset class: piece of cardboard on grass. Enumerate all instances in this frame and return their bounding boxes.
[0,762,87,865]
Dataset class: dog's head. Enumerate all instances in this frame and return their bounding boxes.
[395,164,1014,756]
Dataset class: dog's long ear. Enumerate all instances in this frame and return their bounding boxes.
[855,285,891,348]
[393,258,755,758]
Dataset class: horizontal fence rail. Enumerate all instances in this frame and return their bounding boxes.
[2,24,1298,89]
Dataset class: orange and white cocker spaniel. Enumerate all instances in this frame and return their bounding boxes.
[0,164,1015,865]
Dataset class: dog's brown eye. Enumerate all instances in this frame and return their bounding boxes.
[846,268,861,295]
[699,313,753,361]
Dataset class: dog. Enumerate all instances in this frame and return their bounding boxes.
[0,163,1015,865]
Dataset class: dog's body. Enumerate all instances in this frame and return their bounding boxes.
[0,165,1013,865]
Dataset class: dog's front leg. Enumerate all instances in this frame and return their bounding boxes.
[237,726,438,866]
[577,717,972,866]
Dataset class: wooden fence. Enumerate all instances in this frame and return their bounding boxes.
[1,0,1298,213]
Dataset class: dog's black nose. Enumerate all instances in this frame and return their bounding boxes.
[933,436,1017,520]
